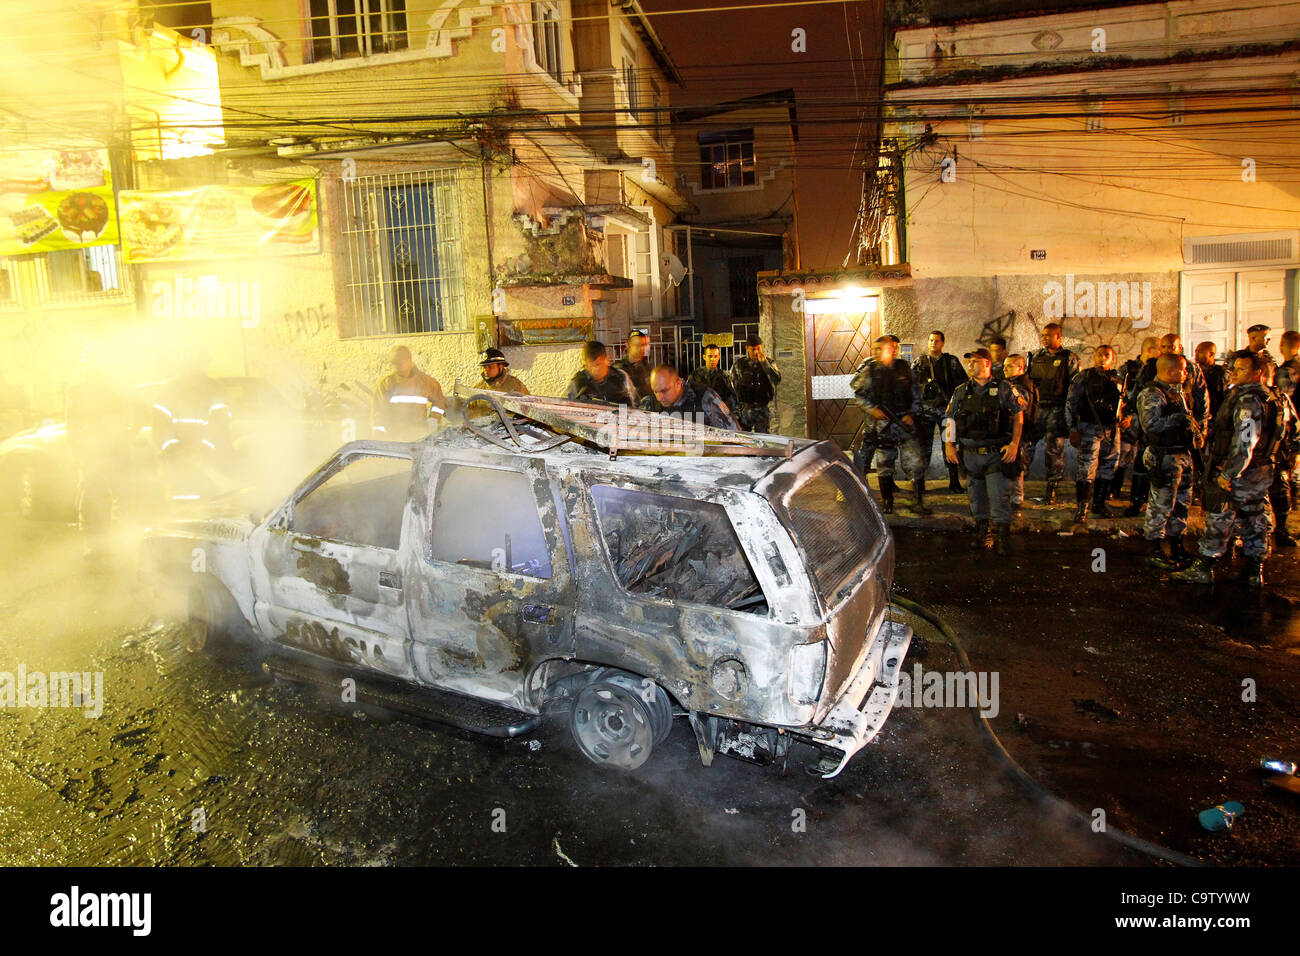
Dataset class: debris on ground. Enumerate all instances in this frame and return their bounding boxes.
[1198,801,1245,832]
[1072,698,1122,722]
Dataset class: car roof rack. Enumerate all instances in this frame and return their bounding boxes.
[453,385,798,460]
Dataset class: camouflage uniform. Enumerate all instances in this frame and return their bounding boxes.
[1026,346,1080,493]
[1195,383,1286,571]
[944,377,1022,537]
[912,351,968,476]
[730,356,781,433]
[688,365,737,412]
[640,381,738,430]
[851,357,926,513]
[1136,379,1197,546]
[567,367,637,406]
[613,357,653,404]
[1066,367,1122,483]
[1005,372,1038,507]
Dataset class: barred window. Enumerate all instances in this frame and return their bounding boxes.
[309,0,408,61]
[699,129,756,190]
[340,169,466,337]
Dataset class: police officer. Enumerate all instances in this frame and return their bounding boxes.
[944,349,1023,553]
[913,330,969,494]
[1137,354,1200,570]
[851,335,928,515]
[1276,331,1300,400]
[641,364,738,430]
[568,340,637,406]
[1003,353,1038,517]
[1116,336,1160,508]
[1067,345,1126,521]
[1262,359,1299,549]
[1246,324,1276,369]
[614,330,653,403]
[1196,341,1227,418]
[1174,350,1287,587]
[372,345,446,439]
[477,347,529,393]
[988,337,1008,381]
[1026,322,1079,504]
[689,344,738,410]
[730,333,782,433]
[1132,333,1211,512]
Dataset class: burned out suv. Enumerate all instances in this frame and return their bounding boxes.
[145,393,911,777]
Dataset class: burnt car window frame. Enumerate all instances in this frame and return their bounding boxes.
[425,459,555,580]
[769,459,886,614]
[584,479,772,618]
[275,448,416,551]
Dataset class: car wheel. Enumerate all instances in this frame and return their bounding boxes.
[570,675,658,771]
[17,461,58,520]
[184,582,234,654]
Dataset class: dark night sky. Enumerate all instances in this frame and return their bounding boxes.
[642,0,884,270]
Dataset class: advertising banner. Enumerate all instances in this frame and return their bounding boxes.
[0,148,118,256]
[118,179,319,262]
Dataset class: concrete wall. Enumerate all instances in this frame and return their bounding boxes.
[881,271,1179,362]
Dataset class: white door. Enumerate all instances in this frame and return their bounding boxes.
[1182,271,1235,358]
[1237,269,1288,354]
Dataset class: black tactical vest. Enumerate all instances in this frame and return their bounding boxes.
[1030,349,1071,404]
[1144,383,1193,452]
[956,383,1009,442]
[1210,385,1282,471]
[864,360,914,416]
[1079,369,1121,426]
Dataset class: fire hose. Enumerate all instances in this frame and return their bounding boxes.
[889,594,1204,868]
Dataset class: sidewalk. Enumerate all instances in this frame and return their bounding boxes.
[874,476,1210,537]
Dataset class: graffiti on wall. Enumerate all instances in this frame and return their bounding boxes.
[283,304,331,341]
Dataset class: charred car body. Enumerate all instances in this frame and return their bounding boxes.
[145,392,911,776]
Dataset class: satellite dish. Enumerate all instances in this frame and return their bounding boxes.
[660,253,687,288]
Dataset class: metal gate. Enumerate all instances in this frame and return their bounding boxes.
[806,308,876,451]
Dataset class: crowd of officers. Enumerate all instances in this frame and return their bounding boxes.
[850,322,1300,585]
[369,331,783,439]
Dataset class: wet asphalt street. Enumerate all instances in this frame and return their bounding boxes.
[0,507,1294,866]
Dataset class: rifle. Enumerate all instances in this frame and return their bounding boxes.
[1175,386,1205,450]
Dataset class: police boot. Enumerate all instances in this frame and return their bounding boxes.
[1146,540,1176,571]
[1123,475,1149,517]
[1171,554,1215,584]
[1091,481,1113,518]
[947,464,964,493]
[1274,513,1297,549]
[909,479,933,516]
[877,475,895,514]
[1167,537,1195,568]
[1109,467,1126,500]
[969,519,989,549]
[1044,480,1059,506]
[995,524,1011,555]
[1240,558,1265,589]
[1074,480,1090,522]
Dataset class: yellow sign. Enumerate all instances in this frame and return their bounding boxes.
[701,333,735,348]
[118,179,319,263]
[0,148,118,256]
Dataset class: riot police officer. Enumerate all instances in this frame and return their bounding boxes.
[1003,353,1038,517]
[689,344,738,411]
[913,330,968,494]
[1066,345,1126,521]
[568,340,637,406]
[1136,354,1200,570]
[1116,336,1160,509]
[1174,350,1287,587]
[730,333,782,432]
[851,335,928,515]
[1026,322,1079,504]
[943,348,1023,553]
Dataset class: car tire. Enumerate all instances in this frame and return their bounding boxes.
[16,459,65,520]
[183,580,239,654]
[569,673,660,771]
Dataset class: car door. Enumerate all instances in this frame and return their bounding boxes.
[254,449,416,681]
[406,451,576,711]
